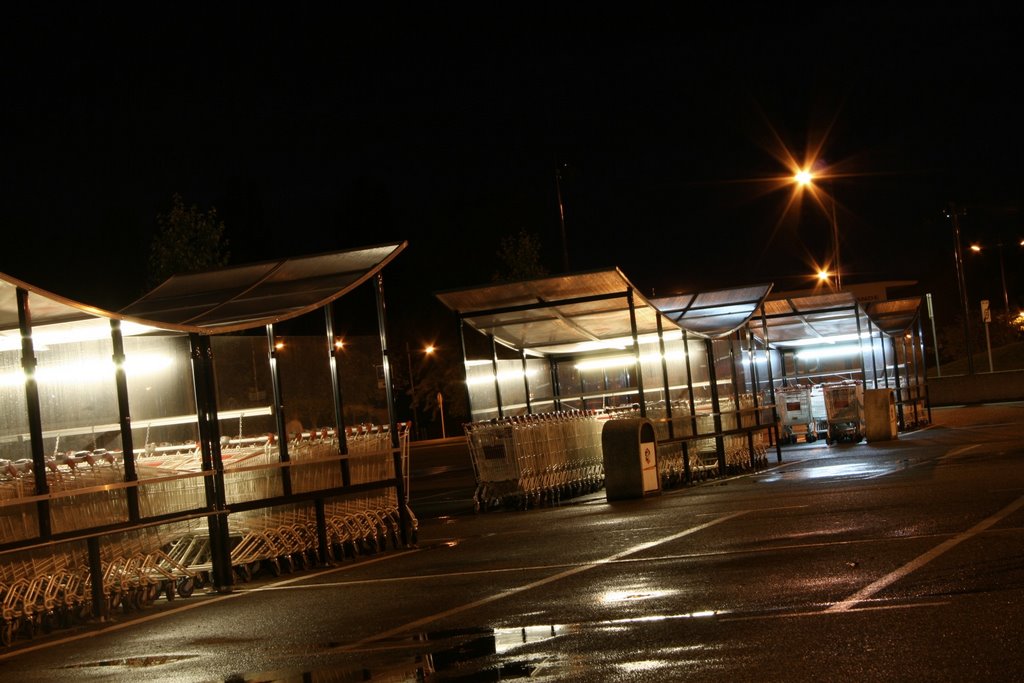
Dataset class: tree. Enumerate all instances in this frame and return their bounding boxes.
[147,193,230,287]
[492,228,548,282]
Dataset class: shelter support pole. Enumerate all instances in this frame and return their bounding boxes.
[909,326,922,428]
[917,313,932,423]
[879,325,890,389]
[705,338,726,476]
[891,336,905,431]
[189,333,232,592]
[626,289,646,418]
[549,358,562,412]
[266,323,293,497]
[867,319,880,389]
[489,334,504,420]
[315,498,330,565]
[743,334,760,468]
[520,349,532,414]
[457,318,475,419]
[16,287,50,539]
[682,330,697,482]
[855,304,866,384]
[110,320,141,522]
[745,328,762,428]
[759,310,782,462]
[324,305,350,485]
[375,273,410,547]
[656,317,674,440]
[87,536,106,618]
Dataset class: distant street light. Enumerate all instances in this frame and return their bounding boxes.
[406,342,435,439]
[970,240,1022,314]
[794,168,842,291]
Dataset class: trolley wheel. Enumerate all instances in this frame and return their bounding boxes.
[1,620,13,647]
[176,577,195,598]
[235,563,252,582]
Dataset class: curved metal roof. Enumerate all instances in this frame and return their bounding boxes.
[0,242,406,345]
[864,297,924,336]
[435,268,674,356]
[651,284,774,339]
[120,242,406,333]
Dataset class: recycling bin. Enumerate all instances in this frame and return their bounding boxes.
[601,417,661,501]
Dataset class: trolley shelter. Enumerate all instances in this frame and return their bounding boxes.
[0,242,414,641]
[435,271,781,510]
[751,291,929,434]
[439,272,930,510]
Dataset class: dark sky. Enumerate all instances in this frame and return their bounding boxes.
[2,5,1022,337]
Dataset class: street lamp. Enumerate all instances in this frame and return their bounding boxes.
[970,240,1022,314]
[794,168,842,291]
[406,342,435,439]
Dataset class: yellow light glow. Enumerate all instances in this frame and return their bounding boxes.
[0,353,173,387]
[574,351,685,371]
[334,338,345,350]
[817,269,831,282]
[425,344,435,355]
[970,244,982,252]
[274,341,285,350]
[795,169,814,186]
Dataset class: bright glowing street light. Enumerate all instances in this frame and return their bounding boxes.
[970,240,1021,314]
[793,167,842,291]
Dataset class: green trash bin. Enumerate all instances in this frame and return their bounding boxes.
[601,418,661,501]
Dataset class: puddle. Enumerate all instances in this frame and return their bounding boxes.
[64,654,199,668]
[232,624,566,682]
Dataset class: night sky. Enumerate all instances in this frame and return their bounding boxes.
[2,5,1021,340]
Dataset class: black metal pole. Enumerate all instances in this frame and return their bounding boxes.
[682,330,697,482]
[656,316,674,440]
[375,273,410,547]
[16,287,50,539]
[110,320,140,522]
[324,305,350,485]
[189,333,233,592]
[489,334,504,420]
[519,348,532,415]
[706,338,725,476]
[266,323,293,496]
[626,289,646,418]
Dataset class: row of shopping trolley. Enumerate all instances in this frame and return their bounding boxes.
[0,422,414,648]
[463,398,775,511]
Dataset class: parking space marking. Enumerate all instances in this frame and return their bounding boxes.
[827,494,1024,613]
[339,509,752,651]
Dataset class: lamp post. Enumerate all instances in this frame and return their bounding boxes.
[794,169,842,291]
[405,342,435,439]
[946,205,974,375]
[970,239,1021,314]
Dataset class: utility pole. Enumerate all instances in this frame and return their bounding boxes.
[946,204,974,374]
[555,164,569,273]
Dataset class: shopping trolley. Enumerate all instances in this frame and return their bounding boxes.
[823,381,865,444]
[777,385,817,444]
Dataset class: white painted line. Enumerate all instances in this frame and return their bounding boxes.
[339,509,751,651]
[940,443,983,462]
[827,495,1024,613]
[0,549,419,662]
[724,600,951,622]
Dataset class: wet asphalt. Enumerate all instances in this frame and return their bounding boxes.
[1,402,1023,682]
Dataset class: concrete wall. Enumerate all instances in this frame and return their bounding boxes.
[927,370,1024,405]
